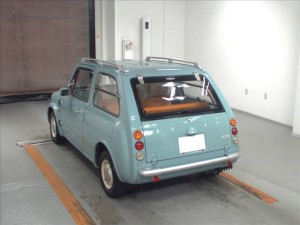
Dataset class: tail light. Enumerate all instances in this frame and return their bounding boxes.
[133,130,144,160]
[230,118,236,126]
[135,141,144,150]
[136,152,145,160]
[230,118,238,144]
[232,136,238,144]
[133,130,143,140]
[232,127,238,135]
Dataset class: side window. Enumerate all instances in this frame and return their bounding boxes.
[71,68,94,102]
[93,73,120,116]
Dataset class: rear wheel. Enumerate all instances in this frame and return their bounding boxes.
[50,111,65,144]
[99,151,125,198]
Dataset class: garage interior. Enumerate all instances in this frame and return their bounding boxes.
[1,1,300,225]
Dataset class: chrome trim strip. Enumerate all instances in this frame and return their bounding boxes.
[139,152,240,177]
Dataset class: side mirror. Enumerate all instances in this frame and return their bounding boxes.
[60,87,69,96]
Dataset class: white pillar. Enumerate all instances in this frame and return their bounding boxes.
[102,0,115,60]
[95,0,102,59]
[292,55,300,136]
[292,3,300,136]
[142,16,152,60]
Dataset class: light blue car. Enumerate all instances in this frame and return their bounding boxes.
[48,57,239,198]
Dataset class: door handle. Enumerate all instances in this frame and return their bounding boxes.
[75,108,83,114]
[107,121,121,127]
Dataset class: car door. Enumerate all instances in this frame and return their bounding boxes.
[60,67,94,152]
[83,72,121,159]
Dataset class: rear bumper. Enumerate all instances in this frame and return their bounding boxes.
[139,152,239,177]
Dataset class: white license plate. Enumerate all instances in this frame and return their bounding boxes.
[178,134,206,154]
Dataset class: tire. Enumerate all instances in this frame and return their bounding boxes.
[50,111,65,144]
[99,151,125,198]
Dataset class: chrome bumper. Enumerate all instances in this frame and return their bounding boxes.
[139,152,239,177]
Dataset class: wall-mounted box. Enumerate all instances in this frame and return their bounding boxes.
[122,38,133,60]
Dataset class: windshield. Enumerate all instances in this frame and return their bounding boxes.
[132,75,223,118]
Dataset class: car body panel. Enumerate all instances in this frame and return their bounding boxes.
[142,112,232,163]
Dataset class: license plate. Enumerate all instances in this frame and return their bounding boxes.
[178,134,206,154]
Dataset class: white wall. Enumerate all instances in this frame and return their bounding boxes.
[293,5,300,135]
[101,0,115,60]
[163,1,185,59]
[114,0,185,60]
[293,7,300,135]
[97,0,300,129]
[293,56,300,135]
[185,1,300,126]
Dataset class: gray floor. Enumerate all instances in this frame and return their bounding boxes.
[1,100,299,225]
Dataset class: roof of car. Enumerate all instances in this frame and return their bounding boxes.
[80,57,204,77]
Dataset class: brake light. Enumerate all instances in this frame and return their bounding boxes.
[135,141,144,150]
[230,118,236,126]
[232,127,238,135]
[133,130,143,140]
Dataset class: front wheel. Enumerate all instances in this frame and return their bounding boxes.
[99,151,125,198]
[50,111,65,144]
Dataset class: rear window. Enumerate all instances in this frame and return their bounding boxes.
[131,75,223,119]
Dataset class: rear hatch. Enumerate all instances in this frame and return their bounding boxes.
[131,74,231,162]
[142,112,231,162]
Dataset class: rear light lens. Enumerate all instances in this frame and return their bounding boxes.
[230,118,236,126]
[133,130,143,140]
[135,141,144,150]
[136,152,145,160]
[153,175,160,183]
[230,118,238,144]
[232,127,238,135]
[233,136,239,144]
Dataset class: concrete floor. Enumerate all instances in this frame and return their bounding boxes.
[1,100,299,225]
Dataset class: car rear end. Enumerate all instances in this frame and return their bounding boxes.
[128,63,239,183]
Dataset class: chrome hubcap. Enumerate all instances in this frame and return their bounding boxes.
[101,159,113,190]
[50,115,57,138]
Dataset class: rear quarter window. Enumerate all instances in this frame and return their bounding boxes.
[93,74,120,116]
